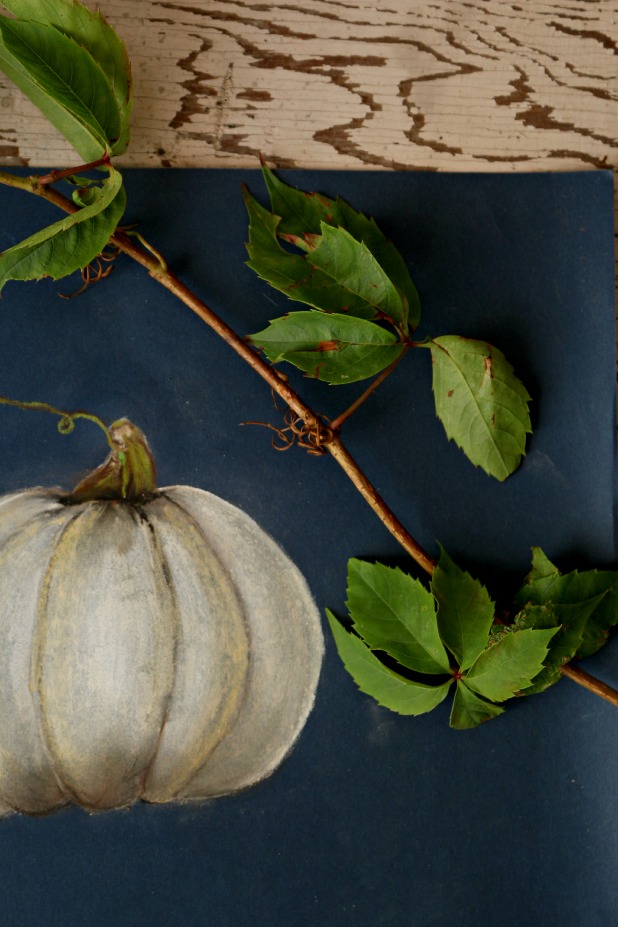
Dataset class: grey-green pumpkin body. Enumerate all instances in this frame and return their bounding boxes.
[0,485,323,815]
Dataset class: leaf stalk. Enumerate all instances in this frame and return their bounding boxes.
[329,349,408,432]
[38,153,111,186]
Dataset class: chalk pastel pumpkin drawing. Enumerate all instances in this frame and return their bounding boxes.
[0,419,323,816]
[0,0,618,822]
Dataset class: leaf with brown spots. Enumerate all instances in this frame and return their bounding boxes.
[428,336,531,481]
[259,164,420,330]
[244,186,379,321]
[249,310,403,385]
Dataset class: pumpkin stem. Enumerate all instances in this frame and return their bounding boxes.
[68,419,158,503]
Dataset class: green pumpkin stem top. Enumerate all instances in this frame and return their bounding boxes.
[68,418,158,503]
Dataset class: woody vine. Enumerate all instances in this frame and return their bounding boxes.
[0,0,617,728]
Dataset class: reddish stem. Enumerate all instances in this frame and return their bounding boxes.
[330,349,408,432]
[38,152,111,186]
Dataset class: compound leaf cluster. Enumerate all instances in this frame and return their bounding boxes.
[245,166,531,481]
[328,548,618,728]
[328,552,559,729]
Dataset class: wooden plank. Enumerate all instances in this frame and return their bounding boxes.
[0,0,615,303]
[0,0,615,173]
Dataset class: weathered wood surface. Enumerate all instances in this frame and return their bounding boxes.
[0,0,615,174]
[0,0,616,291]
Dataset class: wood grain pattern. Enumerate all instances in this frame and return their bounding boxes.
[0,0,616,287]
[0,0,615,173]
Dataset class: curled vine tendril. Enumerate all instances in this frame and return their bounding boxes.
[60,246,119,299]
[242,407,337,456]
[57,415,75,435]
[0,396,114,453]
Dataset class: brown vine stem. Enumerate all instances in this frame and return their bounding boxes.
[330,351,408,432]
[0,169,613,704]
[125,243,437,577]
[560,664,618,708]
[0,170,435,575]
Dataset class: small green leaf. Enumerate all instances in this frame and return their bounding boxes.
[0,16,121,158]
[258,165,421,328]
[515,552,618,659]
[345,559,450,674]
[0,168,125,291]
[465,627,557,702]
[250,311,404,384]
[1,0,132,155]
[309,223,407,330]
[327,610,452,716]
[512,603,581,694]
[262,162,342,238]
[335,200,420,331]
[244,188,379,320]
[450,681,504,729]
[430,548,495,670]
[526,547,560,584]
[429,336,531,480]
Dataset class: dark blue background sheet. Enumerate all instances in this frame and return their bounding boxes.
[0,169,615,926]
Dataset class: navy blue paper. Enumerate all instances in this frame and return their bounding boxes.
[0,169,615,926]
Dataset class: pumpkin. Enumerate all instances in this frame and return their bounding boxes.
[0,420,323,816]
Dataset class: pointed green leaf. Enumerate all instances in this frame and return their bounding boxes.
[430,548,495,670]
[250,311,404,384]
[514,552,618,659]
[327,610,452,716]
[429,336,531,481]
[244,188,379,320]
[310,223,407,330]
[0,16,121,158]
[335,199,421,331]
[345,559,450,674]
[450,681,504,729]
[0,168,125,291]
[465,627,557,702]
[262,162,343,237]
[261,165,421,329]
[526,547,560,584]
[512,602,588,694]
[1,0,132,154]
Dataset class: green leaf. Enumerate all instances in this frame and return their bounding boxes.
[1,0,132,154]
[335,200,421,332]
[450,681,504,729]
[309,223,407,330]
[0,168,125,291]
[512,603,578,694]
[464,627,557,702]
[515,550,618,659]
[0,16,121,159]
[430,548,495,671]
[345,559,450,674]
[429,336,531,481]
[327,610,452,716]
[244,187,379,321]
[526,547,560,584]
[262,162,342,238]
[250,310,404,384]
[261,164,421,329]
[0,38,99,161]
